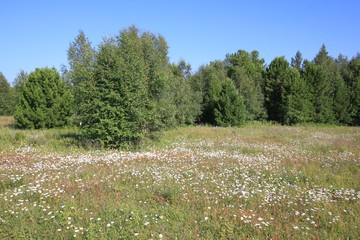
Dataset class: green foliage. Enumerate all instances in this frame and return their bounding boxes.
[263,57,290,123]
[0,72,16,115]
[264,57,313,125]
[192,61,245,126]
[193,61,227,125]
[225,50,266,120]
[12,70,29,108]
[67,30,97,119]
[141,31,177,130]
[283,69,313,125]
[332,73,351,124]
[302,61,335,123]
[13,69,28,90]
[214,78,246,126]
[170,61,201,125]
[343,54,360,125]
[14,68,73,129]
[79,26,198,147]
[291,50,303,70]
[83,28,148,147]
[312,45,352,124]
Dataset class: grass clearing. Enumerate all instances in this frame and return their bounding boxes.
[0,117,359,239]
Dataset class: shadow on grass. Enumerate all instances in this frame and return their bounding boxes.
[59,132,103,150]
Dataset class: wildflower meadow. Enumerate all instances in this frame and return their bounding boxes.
[0,117,359,239]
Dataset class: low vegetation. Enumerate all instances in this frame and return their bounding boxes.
[0,117,358,239]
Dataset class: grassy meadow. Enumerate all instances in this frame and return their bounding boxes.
[0,116,359,239]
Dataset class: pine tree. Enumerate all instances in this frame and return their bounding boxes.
[314,45,330,65]
[14,68,73,129]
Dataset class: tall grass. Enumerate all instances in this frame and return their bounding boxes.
[0,116,359,239]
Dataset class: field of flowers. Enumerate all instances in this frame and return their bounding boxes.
[0,118,359,239]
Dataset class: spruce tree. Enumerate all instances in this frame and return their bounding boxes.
[302,62,335,123]
[332,72,351,124]
[264,57,313,125]
[214,78,245,127]
[283,69,313,125]
[312,45,351,124]
[263,57,290,123]
[14,68,73,129]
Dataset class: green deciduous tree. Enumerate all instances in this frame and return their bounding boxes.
[225,50,266,120]
[67,30,97,119]
[193,61,227,125]
[0,72,16,115]
[13,70,28,90]
[14,68,73,129]
[170,61,201,125]
[84,28,148,146]
[12,70,28,108]
[79,26,191,147]
[141,31,177,130]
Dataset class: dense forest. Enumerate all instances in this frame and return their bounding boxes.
[1,26,359,147]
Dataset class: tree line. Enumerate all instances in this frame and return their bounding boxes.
[0,26,359,147]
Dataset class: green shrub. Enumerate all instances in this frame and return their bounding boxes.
[14,68,73,129]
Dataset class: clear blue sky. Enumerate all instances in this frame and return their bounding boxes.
[1,0,359,84]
